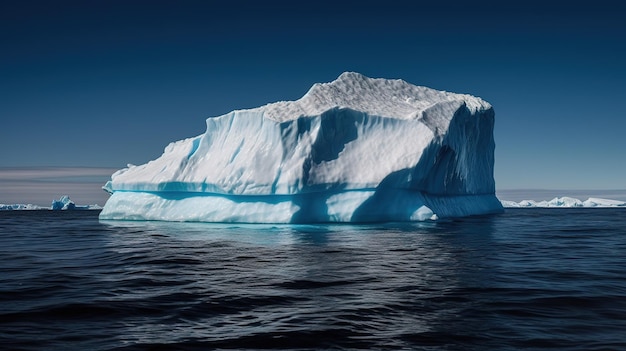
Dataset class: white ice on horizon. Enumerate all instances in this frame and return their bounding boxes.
[100,72,502,223]
[0,195,102,210]
[500,197,626,208]
[0,203,46,210]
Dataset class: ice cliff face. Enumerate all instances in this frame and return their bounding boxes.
[100,72,503,222]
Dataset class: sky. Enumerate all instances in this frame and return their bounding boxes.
[1,0,625,206]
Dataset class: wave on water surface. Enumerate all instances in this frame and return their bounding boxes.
[1,210,625,350]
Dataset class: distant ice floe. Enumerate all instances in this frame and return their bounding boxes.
[0,195,102,211]
[0,203,46,210]
[501,197,626,208]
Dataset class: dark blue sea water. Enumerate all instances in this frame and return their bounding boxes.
[1,209,625,351]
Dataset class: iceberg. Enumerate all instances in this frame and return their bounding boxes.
[100,72,503,223]
[50,195,102,210]
[501,197,626,208]
[52,195,76,210]
[0,196,102,211]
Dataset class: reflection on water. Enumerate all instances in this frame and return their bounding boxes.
[97,216,499,349]
[101,218,448,245]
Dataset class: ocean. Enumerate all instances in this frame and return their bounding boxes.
[1,209,625,350]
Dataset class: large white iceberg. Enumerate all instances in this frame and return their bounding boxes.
[100,72,503,223]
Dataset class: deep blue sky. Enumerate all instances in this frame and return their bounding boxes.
[1,1,625,205]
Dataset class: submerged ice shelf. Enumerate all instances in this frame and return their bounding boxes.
[100,72,503,223]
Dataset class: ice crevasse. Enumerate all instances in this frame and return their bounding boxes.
[100,72,503,223]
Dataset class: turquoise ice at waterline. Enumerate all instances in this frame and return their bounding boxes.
[100,72,503,223]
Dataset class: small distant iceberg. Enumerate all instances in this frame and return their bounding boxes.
[0,196,102,211]
[51,195,76,210]
[501,197,626,208]
[51,195,102,210]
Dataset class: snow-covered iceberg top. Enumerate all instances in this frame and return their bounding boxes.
[501,197,626,208]
[253,71,490,122]
[100,72,502,223]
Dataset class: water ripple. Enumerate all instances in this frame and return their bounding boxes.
[1,209,625,350]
